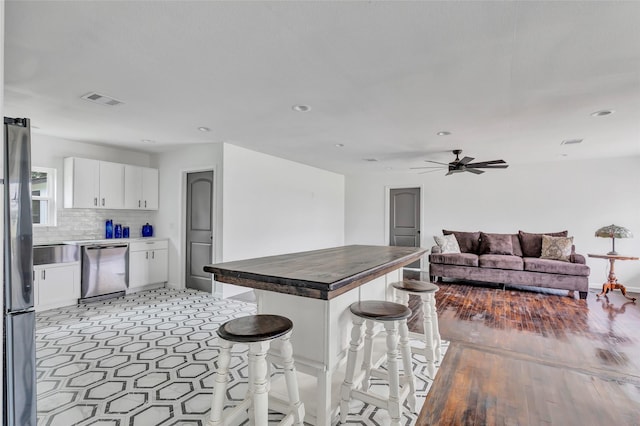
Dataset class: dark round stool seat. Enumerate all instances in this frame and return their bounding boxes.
[217,314,293,343]
[392,280,439,293]
[349,301,411,321]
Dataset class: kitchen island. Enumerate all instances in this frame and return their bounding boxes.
[204,244,426,425]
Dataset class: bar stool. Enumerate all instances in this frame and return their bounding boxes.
[392,280,442,379]
[340,301,416,426]
[209,314,305,426]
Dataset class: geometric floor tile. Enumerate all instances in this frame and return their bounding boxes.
[36,288,447,425]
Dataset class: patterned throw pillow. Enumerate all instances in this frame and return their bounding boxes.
[540,235,574,262]
[434,234,461,254]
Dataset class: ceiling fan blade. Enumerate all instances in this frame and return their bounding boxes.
[425,160,450,166]
[445,170,454,176]
[418,169,445,175]
[473,164,509,169]
[465,168,485,174]
[466,160,506,167]
[458,156,475,165]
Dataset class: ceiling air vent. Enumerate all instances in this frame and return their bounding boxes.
[561,139,583,145]
[81,92,124,106]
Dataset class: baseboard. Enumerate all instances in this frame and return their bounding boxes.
[589,283,640,293]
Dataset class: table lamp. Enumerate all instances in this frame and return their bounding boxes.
[595,224,633,255]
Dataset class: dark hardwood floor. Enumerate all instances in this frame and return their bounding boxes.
[403,273,640,425]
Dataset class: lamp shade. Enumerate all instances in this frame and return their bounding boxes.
[595,224,633,255]
[594,224,633,239]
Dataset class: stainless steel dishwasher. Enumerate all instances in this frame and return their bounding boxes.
[80,243,129,302]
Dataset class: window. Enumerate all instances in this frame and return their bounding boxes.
[31,167,57,226]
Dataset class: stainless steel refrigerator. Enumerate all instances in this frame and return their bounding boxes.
[2,117,36,426]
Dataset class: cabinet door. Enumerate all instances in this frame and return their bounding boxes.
[149,249,168,284]
[36,264,78,308]
[141,167,159,210]
[124,165,143,209]
[99,161,125,209]
[65,158,99,208]
[129,250,150,289]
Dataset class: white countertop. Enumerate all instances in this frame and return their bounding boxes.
[61,237,166,246]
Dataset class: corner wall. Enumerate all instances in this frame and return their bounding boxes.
[345,156,640,291]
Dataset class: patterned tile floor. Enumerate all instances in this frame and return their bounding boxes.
[36,289,447,425]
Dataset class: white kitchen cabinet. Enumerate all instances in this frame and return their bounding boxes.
[124,165,159,210]
[64,157,125,209]
[34,262,80,311]
[128,239,168,291]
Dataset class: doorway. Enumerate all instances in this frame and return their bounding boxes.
[185,171,214,292]
[389,187,422,269]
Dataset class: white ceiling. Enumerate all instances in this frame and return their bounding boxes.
[5,1,640,174]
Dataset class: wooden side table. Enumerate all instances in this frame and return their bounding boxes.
[588,254,638,302]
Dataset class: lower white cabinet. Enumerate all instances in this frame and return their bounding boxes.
[34,262,80,311]
[129,239,168,291]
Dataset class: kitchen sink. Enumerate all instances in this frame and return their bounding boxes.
[33,243,79,265]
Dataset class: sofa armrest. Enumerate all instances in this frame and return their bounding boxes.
[570,253,586,264]
[431,245,442,255]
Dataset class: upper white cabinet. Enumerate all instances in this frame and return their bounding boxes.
[65,158,158,210]
[124,165,159,210]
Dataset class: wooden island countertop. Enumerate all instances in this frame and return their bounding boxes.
[204,244,426,300]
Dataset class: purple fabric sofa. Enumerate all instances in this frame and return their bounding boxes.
[429,230,591,299]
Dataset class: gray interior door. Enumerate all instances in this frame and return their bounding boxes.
[389,187,421,268]
[186,171,214,292]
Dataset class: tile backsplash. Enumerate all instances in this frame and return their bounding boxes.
[34,209,158,244]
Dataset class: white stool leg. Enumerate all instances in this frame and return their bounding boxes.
[421,294,436,378]
[430,294,442,361]
[280,333,305,426]
[248,340,270,426]
[362,320,375,391]
[209,339,232,426]
[398,318,416,412]
[384,320,402,426]
[340,315,365,423]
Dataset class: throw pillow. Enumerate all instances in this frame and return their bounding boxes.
[480,232,514,255]
[442,230,481,254]
[434,234,461,254]
[540,235,574,262]
[518,230,568,258]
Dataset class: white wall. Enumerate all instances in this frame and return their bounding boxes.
[221,144,345,296]
[30,134,157,243]
[345,156,640,291]
[155,143,224,288]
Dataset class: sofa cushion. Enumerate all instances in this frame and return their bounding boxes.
[433,234,461,254]
[510,234,523,257]
[480,232,514,255]
[540,235,573,262]
[443,230,481,254]
[429,253,479,267]
[518,230,568,258]
[479,254,524,271]
[523,257,590,276]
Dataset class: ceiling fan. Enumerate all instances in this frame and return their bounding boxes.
[411,149,509,176]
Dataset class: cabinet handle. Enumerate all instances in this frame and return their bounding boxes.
[152,251,155,259]
[146,252,149,260]
[42,270,46,280]
[138,200,141,208]
[102,198,105,206]
[94,197,98,206]
[145,200,147,208]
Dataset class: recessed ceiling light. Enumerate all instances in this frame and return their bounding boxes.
[292,104,311,112]
[198,127,211,132]
[141,139,156,144]
[436,131,451,136]
[591,110,614,117]
[335,143,344,148]
[364,158,378,162]
[560,154,569,157]
[561,139,583,145]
